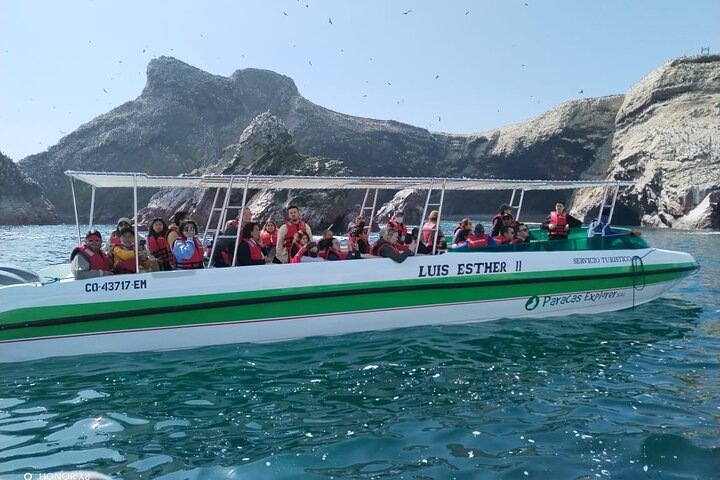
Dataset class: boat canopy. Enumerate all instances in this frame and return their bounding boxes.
[65,171,634,192]
[66,170,636,262]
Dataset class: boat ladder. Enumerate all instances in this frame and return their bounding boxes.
[418,178,447,255]
[596,182,621,225]
[202,175,251,267]
[508,188,526,222]
[358,187,380,233]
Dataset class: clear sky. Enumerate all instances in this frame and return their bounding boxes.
[1,0,717,161]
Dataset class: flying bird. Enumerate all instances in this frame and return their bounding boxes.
[402,10,412,15]
[283,11,288,16]
[308,60,312,66]
[465,10,470,15]
[435,75,439,79]
[579,89,584,94]
[328,17,332,24]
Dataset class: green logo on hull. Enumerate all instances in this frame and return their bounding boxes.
[525,296,539,311]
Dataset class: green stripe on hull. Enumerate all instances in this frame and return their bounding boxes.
[0,264,695,342]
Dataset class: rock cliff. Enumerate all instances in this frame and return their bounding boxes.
[139,113,352,230]
[0,152,58,224]
[573,55,720,228]
[10,55,719,229]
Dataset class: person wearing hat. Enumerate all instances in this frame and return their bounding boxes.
[70,229,114,279]
[104,217,133,254]
[491,204,513,237]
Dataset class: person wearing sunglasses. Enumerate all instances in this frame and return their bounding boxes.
[173,220,204,270]
[71,229,114,279]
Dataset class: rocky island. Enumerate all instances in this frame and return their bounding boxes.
[3,54,718,229]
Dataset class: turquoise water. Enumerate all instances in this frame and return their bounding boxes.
[0,226,718,479]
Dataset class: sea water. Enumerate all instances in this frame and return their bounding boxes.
[0,225,718,479]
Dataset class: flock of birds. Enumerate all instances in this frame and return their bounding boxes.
[39,3,590,145]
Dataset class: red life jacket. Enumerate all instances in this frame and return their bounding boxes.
[549,211,569,238]
[320,247,345,261]
[291,247,308,263]
[378,241,402,256]
[260,230,277,248]
[290,241,305,259]
[283,220,308,250]
[369,239,381,256]
[493,235,510,245]
[466,234,490,247]
[244,239,264,261]
[71,245,112,271]
[421,221,436,244]
[175,237,204,270]
[147,233,175,269]
[387,219,408,238]
[113,245,139,273]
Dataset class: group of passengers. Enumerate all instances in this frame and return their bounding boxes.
[70,200,586,279]
[71,211,201,279]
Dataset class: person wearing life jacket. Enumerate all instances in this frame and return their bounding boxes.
[346,216,370,255]
[71,229,114,279]
[112,227,153,274]
[493,225,516,245]
[173,220,204,270]
[386,210,408,243]
[260,220,278,253]
[236,222,274,266]
[276,205,313,264]
[289,230,311,260]
[104,217,133,254]
[542,201,582,240]
[318,237,347,261]
[147,217,175,270]
[289,241,320,263]
[452,218,473,245]
[421,210,438,244]
[166,211,189,255]
[490,204,513,237]
[371,228,415,263]
[453,223,496,249]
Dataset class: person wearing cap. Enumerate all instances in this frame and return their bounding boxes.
[491,204,513,237]
[104,217,133,254]
[71,230,113,279]
[113,227,153,274]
